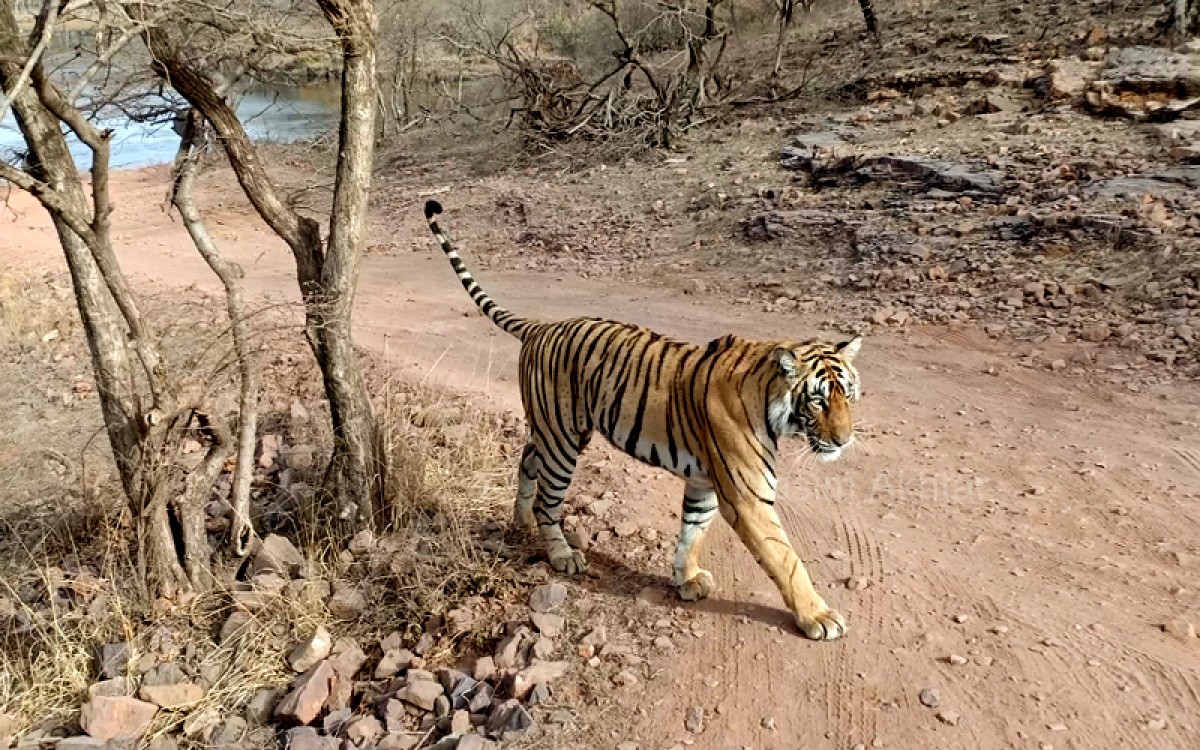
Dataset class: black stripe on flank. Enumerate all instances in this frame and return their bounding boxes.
[622,344,654,455]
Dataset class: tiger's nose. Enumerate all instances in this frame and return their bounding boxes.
[832,434,854,448]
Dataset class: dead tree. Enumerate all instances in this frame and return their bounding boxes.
[449,0,733,149]
[138,0,387,531]
[0,0,233,597]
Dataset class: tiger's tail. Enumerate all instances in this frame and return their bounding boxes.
[424,199,535,341]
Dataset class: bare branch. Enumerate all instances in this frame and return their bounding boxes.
[169,108,260,555]
[0,0,60,125]
[0,159,101,246]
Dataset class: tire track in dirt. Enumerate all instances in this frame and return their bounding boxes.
[10,171,1200,750]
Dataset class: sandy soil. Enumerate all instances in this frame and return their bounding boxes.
[4,160,1200,750]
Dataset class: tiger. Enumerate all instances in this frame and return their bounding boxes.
[423,200,863,641]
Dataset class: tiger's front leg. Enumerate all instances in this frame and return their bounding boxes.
[674,481,720,601]
[719,496,847,641]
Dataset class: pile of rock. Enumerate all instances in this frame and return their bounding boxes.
[6,538,577,750]
[272,582,575,750]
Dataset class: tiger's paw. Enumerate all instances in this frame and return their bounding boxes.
[512,506,537,536]
[548,546,588,575]
[795,606,847,641]
[677,570,715,602]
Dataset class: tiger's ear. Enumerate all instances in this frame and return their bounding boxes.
[773,348,799,382]
[836,336,862,362]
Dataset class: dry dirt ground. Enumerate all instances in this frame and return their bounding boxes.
[5,1,1200,747]
[4,150,1200,749]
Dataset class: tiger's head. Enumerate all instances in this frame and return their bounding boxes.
[767,337,863,462]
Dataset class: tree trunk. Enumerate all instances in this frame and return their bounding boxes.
[313,0,384,527]
[0,3,142,499]
[858,0,879,38]
[141,0,387,532]
[171,109,260,555]
[2,1,228,597]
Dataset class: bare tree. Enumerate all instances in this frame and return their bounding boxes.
[168,108,260,556]
[447,0,734,149]
[0,0,236,596]
[138,0,387,530]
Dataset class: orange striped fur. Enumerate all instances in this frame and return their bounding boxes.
[425,200,863,640]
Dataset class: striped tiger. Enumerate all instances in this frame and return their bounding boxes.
[424,200,863,640]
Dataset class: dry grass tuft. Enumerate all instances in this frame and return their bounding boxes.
[0,273,527,741]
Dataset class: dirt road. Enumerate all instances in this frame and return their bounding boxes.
[4,167,1200,750]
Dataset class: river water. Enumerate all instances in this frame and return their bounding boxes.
[1,81,340,170]
[0,30,341,170]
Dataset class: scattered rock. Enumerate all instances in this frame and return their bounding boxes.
[282,726,340,750]
[458,734,498,750]
[530,612,564,638]
[493,631,528,671]
[1045,58,1099,100]
[473,656,497,682]
[289,626,333,673]
[613,669,639,687]
[79,696,158,741]
[376,648,417,679]
[508,661,569,700]
[328,638,368,678]
[613,521,639,537]
[937,710,961,726]
[138,681,205,709]
[250,534,307,578]
[344,715,383,744]
[919,687,941,708]
[94,642,130,680]
[378,733,424,750]
[245,688,281,726]
[529,583,568,613]
[947,654,968,666]
[450,709,472,736]
[398,677,445,712]
[275,661,335,725]
[685,705,705,733]
[327,582,367,620]
[88,678,128,698]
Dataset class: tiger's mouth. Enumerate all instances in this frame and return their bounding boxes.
[809,436,850,462]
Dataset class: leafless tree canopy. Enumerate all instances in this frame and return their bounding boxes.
[1,0,385,595]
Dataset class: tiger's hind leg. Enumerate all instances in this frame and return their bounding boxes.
[513,440,539,534]
[531,435,589,575]
[674,481,719,601]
